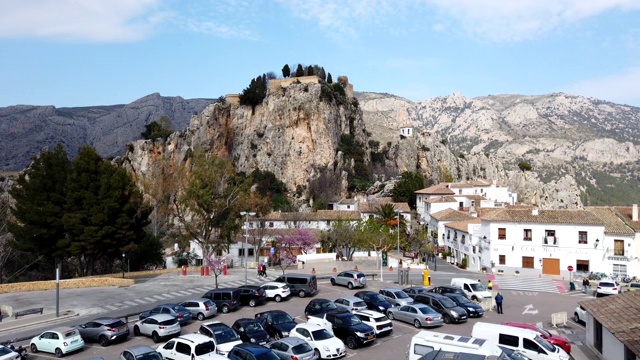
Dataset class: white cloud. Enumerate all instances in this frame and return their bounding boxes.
[563,67,640,106]
[179,1,261,40]
[0,0,169,42]
[425,0,640,42]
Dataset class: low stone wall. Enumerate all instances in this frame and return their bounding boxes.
[0,277,134,294]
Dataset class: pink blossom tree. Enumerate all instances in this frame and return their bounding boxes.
[205,254,228,289]
[270,229,316,275]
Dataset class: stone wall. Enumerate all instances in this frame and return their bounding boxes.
[268,76,321,91]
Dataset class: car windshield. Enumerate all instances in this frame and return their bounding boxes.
[160,318,178,326]
[599,282,615,287]
[453,295,472,304]
[372,316,388,322]
[321,302,338,310]
[63,330,79,338]
[392,291,410,299]
[418,306,435,315]
[0,348,11,356]
[353,301,367,308]
[194,341,216,355]
[272,314,294,325]
[255,352,281,360]
[470,283,486,292]
[213,329,241,344]
[357,273,366,279]
[440,297,458,308]
[203,300,215,307]
[244,322,264,331]
[536,326,552,338]
[369,294,387,302]
[135,352,163,360]
[172,305,188,312]
[292,343,313,354]
[311,329,334,340]
[535,335,556,353]
[340,314,363,326]
[107,320,126,328]
[631,284,640,288]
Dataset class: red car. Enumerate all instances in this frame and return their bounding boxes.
[502,321,572,353]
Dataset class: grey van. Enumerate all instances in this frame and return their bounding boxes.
[413,293,468,324]
[274,273,318,298]
[201,288,242,314]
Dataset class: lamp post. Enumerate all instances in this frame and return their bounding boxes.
[240,211,256,285]
[434,239,438,271]
[395,209,402,263]
[122,253,125,279]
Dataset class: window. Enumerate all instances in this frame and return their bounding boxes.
[522,256,534,269]
[499,255,506,265]
[523,229,532,241]
[576,260,589,272]
[613,264,627,277]
[498,333,519,347]
[578,231,587,244]
[175,342,191,355]
[594,321,602,354]
[269,222,274,228]
[413,344,434,357]
[498,228,506,240]
[523,338,542,353]
[614,240,624,256]
[461,235,466,244]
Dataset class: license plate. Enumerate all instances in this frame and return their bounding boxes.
[368,335,374,339]
[119,327,126,332]
[71,340,78,344]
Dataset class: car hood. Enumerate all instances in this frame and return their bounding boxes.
[548,333,570,344]
[273,323,297,333]
[246,330,270,340]
[350,323,374,333]
[217,340,243,352]
[464,303,484,311]
[371,301,392,309]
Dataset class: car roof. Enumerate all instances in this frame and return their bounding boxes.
[256,310,288,316]
[235,343,271,352]
[355,290,377,295]
[203,321,230,327]
[207,287,239,292]
[295,323,324,330]
[234,318,258,324]
[93,317,120,323]
[238,285,261,289]
[51,327,77,333]
[354,310,385,318]
[336,296,363,302]
[310,298,333,303]
[263,281,286,286]
[419,292,447,299]
[502,322,535,329]
[124,344,157,355]
[274,337,307,345]
[176,333,213,342]
[381,288,406,292]
[184,298,213,303]
[145,314,176,321]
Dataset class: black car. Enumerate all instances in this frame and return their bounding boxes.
[354,291,393,313]
[427,285,469,299]
[442,293,485,318]
[254,310,297,340]
[304,298,339,317]
[315,310,375,349]
[231,318,270,346]
[402,287,430,299]
[237,285,267,307]
[413,293,468,324]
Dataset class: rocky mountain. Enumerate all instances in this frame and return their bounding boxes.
[0,93,215,171]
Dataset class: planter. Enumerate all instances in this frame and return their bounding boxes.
[491,268,496,273]
[389,266,393,272]
[354,266,359,271]
[312,268,316,275]
[514,271,520,276]
[332,267,337,273]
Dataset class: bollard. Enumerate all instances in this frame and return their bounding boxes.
[223,264,228,276]
[200,267,205,276]
[182,265,187,276]
[205,266,210,276]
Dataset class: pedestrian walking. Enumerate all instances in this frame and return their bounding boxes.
[257,263,262,277]
[495,292,504,314]
[262,263,268,277]
[582,277,590,294]
[488,280,493,290]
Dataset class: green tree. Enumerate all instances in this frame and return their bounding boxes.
[327,73,333,83]
[306,65,314,76]
[239,75,268,115]
[282,64,291,78]
[518,160,532,172]
[141,116,173,141]
[392,171,426,209]
[249,170,290,211]
[319,220,357,260]
[318,67,326,81]
[295,64,305,77]
[353,219,395,270]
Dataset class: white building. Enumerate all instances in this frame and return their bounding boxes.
[588,207,639,278]
[442,218,488,271]
[400,125,413,137]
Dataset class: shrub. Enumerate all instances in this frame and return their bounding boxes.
[460,258,468,269]
[518,160,532,172]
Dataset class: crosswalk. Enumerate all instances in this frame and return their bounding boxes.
[489,275,563,294]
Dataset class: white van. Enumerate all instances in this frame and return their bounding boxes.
[451,278,492,301]
[471,322,570,360]
[409,330,509,360]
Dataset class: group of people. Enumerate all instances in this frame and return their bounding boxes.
[257,263,268,278]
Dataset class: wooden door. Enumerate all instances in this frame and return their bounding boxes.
[542,258,560,275]
[521,256,534,269]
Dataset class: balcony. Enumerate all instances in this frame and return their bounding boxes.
[543,236,559,246]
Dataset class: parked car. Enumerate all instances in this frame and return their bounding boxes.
[596,280,621,297]
[498,346,532,360]
[354,310,393,337]
[330,270,367,289]
[402,287,430,299]
[574,305,587,324]
[274,273,318,298]
[427,285,469,299]
[333,296,368,313]
[179,299,217,321]
[268,336,317,360]
[237,285,268,307]
[628,283,640,291]
[502,321,572,353]
[261,282,291,302]
[442,293,484,318]
[304,298,339,317]
[354,291,393,313]
[201,288,242,314]
[413,293,468,324]
[139,304,192,325]
[119,344,163,360]
[0,345,20,360]
[386,304,443,328]
[227,343,280,360]
[290,323,346,359]
[379,288,414,307]
[254,310,297,340]
[30,327,85,357]
[307,310,376,349]
[156,333,222,360]
[133,314,181,343]
[75,317,129,346]
[198,321,243,356]
[231,318,270,345]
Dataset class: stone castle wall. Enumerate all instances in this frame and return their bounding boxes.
[268,75,354,98]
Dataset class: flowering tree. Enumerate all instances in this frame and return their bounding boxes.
[205,254,228,289]
[270,229,316,275]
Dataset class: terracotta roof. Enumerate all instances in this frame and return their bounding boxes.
[431,208,474,221]
[445,218,482,232]
[425,196,457,204]
[480,208,603,225]
[614,206,640,232]
[231,228,324,241]
[579,291,640,357]
[587,207,635,235]
[415,184,455,195]
[260,210,361,221]
[338,198,357,205]
[463,195,488,201]
[359,200,410,213]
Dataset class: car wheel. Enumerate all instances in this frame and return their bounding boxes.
[275,295,282,303]
[574,313,580,323]
[299,290,306,298]
[331,279,336,286]
[443,315,452,324]
[471,296,478,302]
[346,336,358,349]
[387,312,394,320]
[314,349,321,359]
[152,331,161,343]
[99,335,110,347]
[55,348,63,358]
[197,312,205,321]
[348,282,354,289]
[414,320,421,328]
[30,344,38,353]
[222,305,230,314]
[249,299,257,307]
[134,326,141,336]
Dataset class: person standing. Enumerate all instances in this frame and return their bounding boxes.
[495,292,504,314]
[488,280,493,290]
[582,278,590,294]
[257,263,263,277]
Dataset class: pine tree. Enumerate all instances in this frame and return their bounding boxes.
[306,66,314,76]
[282,64,291,78]
[295,64,304,77]
[327,72,333,83]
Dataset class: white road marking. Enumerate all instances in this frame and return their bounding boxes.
[522,304,539,315]
[105,305,119,310]
[153,295,165,300]
[135,299,148,304]
[125,301,138,306]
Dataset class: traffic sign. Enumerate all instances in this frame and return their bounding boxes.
[382,251,388,267]
[567,265,574,272]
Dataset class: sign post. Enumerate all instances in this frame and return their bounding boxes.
[567,265,574,290]
[382,251,388,267]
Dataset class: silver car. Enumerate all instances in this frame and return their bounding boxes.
[133,314,181,343]
[268,337,317,360]
[119,344,163,360]
[330,270,367,289]
[75,317,130,346]
[180,299,218,321]
[386,304,443,328]
[333,296,368,313]
[379,288,413,307]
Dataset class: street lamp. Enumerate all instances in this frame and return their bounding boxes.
[122,253,125,279]
[395,209,402,263]
[240,211,256,285]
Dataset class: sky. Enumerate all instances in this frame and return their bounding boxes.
[1,0,640,108]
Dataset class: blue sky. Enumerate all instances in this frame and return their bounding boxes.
[1,0,640,107]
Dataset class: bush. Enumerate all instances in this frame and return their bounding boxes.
[518,160,532,172]
[460,258,468,269]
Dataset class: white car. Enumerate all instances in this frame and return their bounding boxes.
[197,321,243,356]
[290,323,346,360]
[0,345,20,360]
[134,314,181,343]
[574,305,587,324]
[157,334,223,360]
[262,282,291,302]
[354,310,393,336]
[30,327,85,358]
[596,280,621,297]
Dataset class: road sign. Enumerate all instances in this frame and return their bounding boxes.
[567,265,574,272]
[382,251,388,267]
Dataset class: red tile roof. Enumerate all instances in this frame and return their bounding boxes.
[415,184,455,195]
[430,208,474,221]
[480,208,603,225]
[587,207,635,235]
[445,218,482,232]
[614,206,640,232]
[425,196,458,204]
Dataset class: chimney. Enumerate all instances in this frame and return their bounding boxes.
[633,204,638,222]
[532,208,539,216]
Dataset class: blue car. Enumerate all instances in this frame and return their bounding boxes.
[139,304,192,325]
[354,291,393,313]
[228,343,280,360]
[232,318,270,346]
